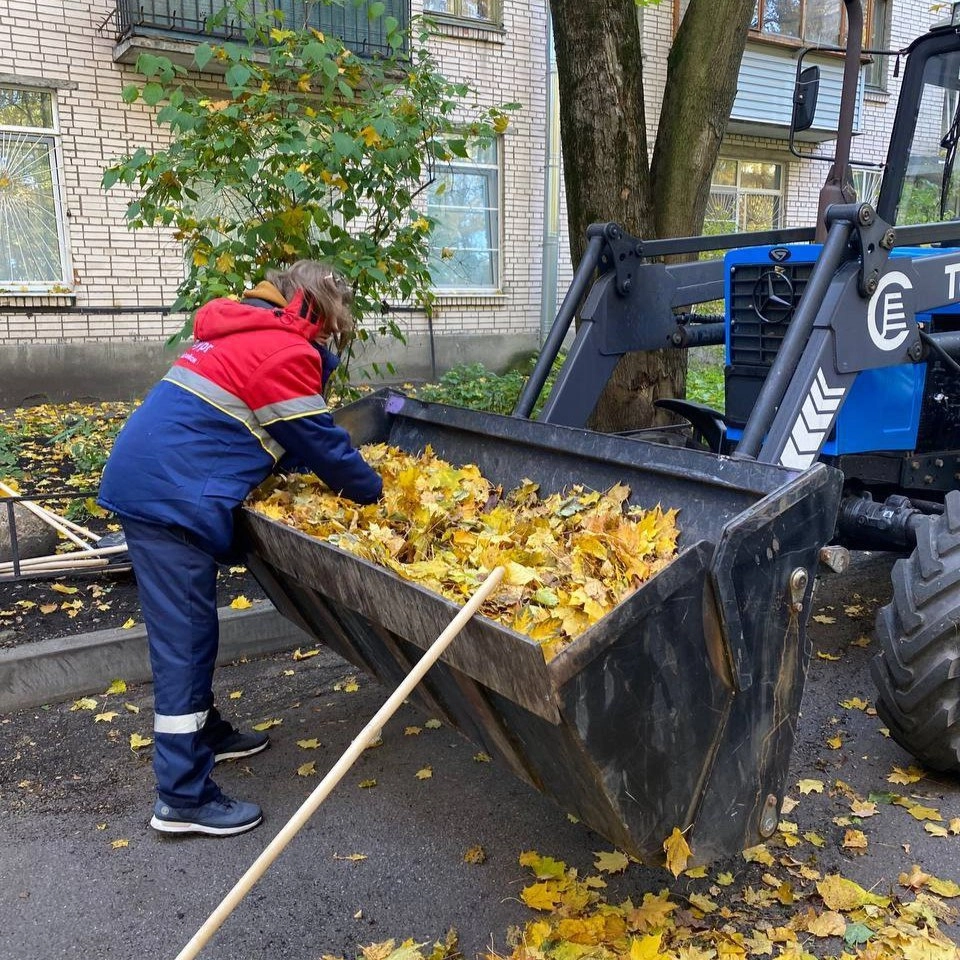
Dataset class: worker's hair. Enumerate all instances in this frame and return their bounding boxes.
[266,260,354,347]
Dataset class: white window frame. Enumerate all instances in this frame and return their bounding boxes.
[0,86,72,295]
[427,138,502,296]
[422,0,502,26]
[706,158,785,234]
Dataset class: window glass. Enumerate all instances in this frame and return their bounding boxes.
[427,140,500,291]
[0,88,69,290]
[423,0,500,23]
[704,158,784,235]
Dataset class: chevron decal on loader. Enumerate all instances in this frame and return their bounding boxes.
[778,369,846,470]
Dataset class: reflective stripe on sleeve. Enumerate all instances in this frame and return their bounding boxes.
[163,366,286,461]
[254,394,328,425]
[154,709,210,734]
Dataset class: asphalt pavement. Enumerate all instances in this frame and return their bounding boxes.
[2,553,959,960]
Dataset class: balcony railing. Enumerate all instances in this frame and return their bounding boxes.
[112,1,409,59]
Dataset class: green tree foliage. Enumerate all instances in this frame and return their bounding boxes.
[103,1,513,359]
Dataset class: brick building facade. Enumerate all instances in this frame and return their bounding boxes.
[0,0,946,403]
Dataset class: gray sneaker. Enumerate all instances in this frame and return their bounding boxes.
[150,794,263,836]
[212,729,271,763]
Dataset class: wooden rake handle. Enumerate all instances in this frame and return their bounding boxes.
[174,565,505,960]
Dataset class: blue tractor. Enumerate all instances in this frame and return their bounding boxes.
[515,1,960,773]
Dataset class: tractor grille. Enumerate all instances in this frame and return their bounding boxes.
[728,262,815,367]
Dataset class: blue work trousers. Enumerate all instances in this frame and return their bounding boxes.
[121,517,231,808]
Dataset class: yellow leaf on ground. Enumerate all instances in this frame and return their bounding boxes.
[663,827,692,877]
[424,719,442,729]
[51,583,78,595]
[121,618,136,629]
[924,823,949,837]
[950,818,960,835]
[415,767,432,780]
[521,881,562,911]
[797,778,824,794]
[129,733,153,750]
[850,800,878,817]
[473,751,492,763]
[359,779,377,788]
[928,877,960,898]
[817,874,889,911]
[900,865,931,889]
[123,703,139,714]
[292,648,320,660]
[110,839,129,849]
[94,711,118,723]
[464,845,486,864]
[826,735,843,749]
[813,614,836,624]
[71,697,98,711]
[297,761,316,777]
[804,832,826,848]
[519,851,567,880]
[230,595,252,610]
[716,872,734,886]
[817,652,841,661]
[888,765,925,784]
[806,911,846,937]
[629,933,663,960]
[839,697,868,710]
[39,603,57,614]
[343,680,360,693]
[842,829,868,850]
[104,679,127,695]
[297,738,321,749]
[228,690,242,700]
[908,804,943,822]
[684,865,708,878]
[594,850,630,875]
[252,718,282,731]
[688,893,717,914]
[742,843,775,866]
[333,853,367,862]
[404,726,422,736]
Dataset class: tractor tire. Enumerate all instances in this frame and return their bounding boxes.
[871,489,960,773]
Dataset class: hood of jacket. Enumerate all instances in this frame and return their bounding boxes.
[192,282,320,343]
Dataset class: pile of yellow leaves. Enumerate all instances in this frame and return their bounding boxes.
[249,444,680,660]
[494,850,959,960]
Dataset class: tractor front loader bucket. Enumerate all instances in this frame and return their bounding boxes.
[239,391,842,865]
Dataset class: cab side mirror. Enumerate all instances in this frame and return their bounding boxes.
[792,65,821,134]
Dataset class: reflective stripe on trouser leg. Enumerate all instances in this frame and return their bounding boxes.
[120,518,221,808]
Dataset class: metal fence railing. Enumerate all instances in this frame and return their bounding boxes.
[113,0,410,58]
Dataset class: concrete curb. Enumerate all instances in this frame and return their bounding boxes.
[0,604,311,713]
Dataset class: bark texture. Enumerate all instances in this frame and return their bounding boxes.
[550,0,756,432]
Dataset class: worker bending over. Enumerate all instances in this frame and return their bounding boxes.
[99,261,382,836]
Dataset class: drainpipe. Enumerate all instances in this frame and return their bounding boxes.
[539,4,561,344]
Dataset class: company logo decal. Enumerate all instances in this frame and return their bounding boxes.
[867,271,912,352]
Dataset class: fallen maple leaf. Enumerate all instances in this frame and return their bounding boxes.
[415,767,433,780]
[816,651,841,661]
[473,751,492,763]
[924,823,949,836]
[817,874,889,911]
[842,828,868,850]
[907,804,943,822]
[742,844,775,866]
[71,697,98,711]
[888,765,924,784]
[104,679,127,695]
[359,779,377,788]
[812,614,836,624]
[797,778,824,794]
[850,800,878,818]
[521,881,562,911]
[663,827,692,877]
[94,711,118,723]
[121,618,136,629]
[51,583,78,595]
[39,603,57,614]
[123,703,140,714]
[333,853,367,862]
[519,851,567,880]
[110,839,129,849]
[806,910,847,937]
[826,734,843,749]
[899,865,931,889]
[252,718,282,731]
[297,761,317,777]
[230,595,252,610]
[129,733,153,750]
[839,697,868,710]
[297,738,321,749]
[404,726,422,736]
[228,690,242,700]
[424,719,442,729]
[594,850,629,875]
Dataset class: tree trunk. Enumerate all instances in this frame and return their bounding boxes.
[550,0,756,432]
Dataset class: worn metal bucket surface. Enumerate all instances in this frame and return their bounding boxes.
[240,391,843,864]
